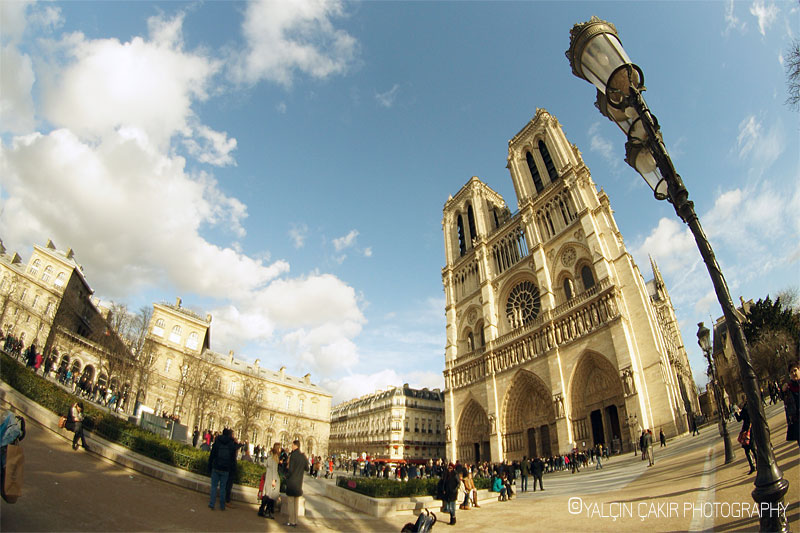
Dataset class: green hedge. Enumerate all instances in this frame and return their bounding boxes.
[0,351,262,486]
[336,474,492,498]
[337,476,439,498]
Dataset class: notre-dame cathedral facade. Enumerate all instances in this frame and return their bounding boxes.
[441,109,699,463]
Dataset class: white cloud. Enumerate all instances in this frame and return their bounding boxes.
[183,124,238,167]
[723,0,747,35]
[631,218,696,277]
[231,0,358,87]
[588,122,620,168]
[363,247,373,257]
[0,44,36,133]
[323,369,444,405]
[333,229,359,251]
[40,14,219,150]
[735,115,783,173]
[375,84,400,108]
[276,102,287,114]
[749,0,779,36]
[0,127,285,299]
[289,223,309,248]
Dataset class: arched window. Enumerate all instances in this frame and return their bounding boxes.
[42,265,53,282]
[563,278,574,300]
[152,319,165,337]
[29,259,41,276]
[581,265,596,290]
[526,151,544,193]
[457,215,466,256]
[54,272,66,287]
[467,204,477,245]
[467,332,474,351]
[169,325,182,343]
[539,140,558,183]
[506,280,542,329]
[186,331,199,350]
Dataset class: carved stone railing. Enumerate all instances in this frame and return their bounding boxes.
[445,282,620,391]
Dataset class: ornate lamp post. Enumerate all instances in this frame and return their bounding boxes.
[567,17,789,532]
[697,322,735,464]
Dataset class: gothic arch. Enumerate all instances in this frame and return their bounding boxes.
[500,370,557,459]
[568,351,625,448]
[456,399,491,463]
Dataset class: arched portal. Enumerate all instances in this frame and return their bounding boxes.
[501,370,556,460]
[456,400,491,463]
[569,352,626,449]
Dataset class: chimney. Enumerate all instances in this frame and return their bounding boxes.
[176,297,182,308]
[66,248,74,260]
[279,366,286,379]
[228,350,234,365]
[254,359,260,368]
[46,239,56,250]
[206,314,212,323]
[303,373,311,385]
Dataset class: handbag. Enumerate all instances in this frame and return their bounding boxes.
[58,416,67,429]
[737,428,751,446]
[1,443,24,503]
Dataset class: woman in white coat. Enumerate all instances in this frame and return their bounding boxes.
[257,442,281,519]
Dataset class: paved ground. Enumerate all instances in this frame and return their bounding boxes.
[0,401,797,532]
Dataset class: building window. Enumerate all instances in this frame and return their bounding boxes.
[299,399,304,412]
[506,280,542,329]
[19,289,27,303]
[581,265,596,290]
[186,331,199,350]
[54,272,66,287]
[229,381,237,395]
[164,358,172,373]
[29,259,41,276]
[32,295,39,309]
[539,140,559,183]
[457,215,466,256]
[152,319,165,337]
[169,325,182,344]
[526,151,544,193]
[283,416,288,425]
[42,265,53,282]
[270,413,275,422]
[44,302,52,316]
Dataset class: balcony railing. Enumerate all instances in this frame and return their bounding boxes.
[445,280,620,391]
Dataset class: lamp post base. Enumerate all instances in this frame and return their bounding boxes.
[752,477,790,533]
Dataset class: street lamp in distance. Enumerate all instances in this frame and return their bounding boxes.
[697,322,735,464]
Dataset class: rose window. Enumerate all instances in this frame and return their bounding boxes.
[506,280,541,329]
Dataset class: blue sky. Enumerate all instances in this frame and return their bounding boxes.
[2,0,798,404]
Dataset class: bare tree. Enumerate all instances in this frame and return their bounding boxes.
[126,306,158,414]
[235,375,264,443]
[182,351,221,430]
[750,328,798,382]
[787,38,800,110]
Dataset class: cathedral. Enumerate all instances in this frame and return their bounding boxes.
[441,109,699,463]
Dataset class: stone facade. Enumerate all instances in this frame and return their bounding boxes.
[711,299,753,408]
[0,240,331,456]
[329,385,445,462]
[441,109,699,463]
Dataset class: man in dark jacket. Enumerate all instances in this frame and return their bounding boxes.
[519,456,529,492]
[208,429,235,510]
[532,456,545,491]
[285,439,309,527]
[443,464,461,525]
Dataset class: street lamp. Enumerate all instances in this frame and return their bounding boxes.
[567,17,789,532]
[697,322,735,464]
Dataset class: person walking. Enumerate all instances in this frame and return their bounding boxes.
[208,429,235,510]
[258,442,281,519]
[68,401,89,451]
[442,464,460,525]
[531,456,545,491]
[642,430,654,466]
[519,456,529,492]
[284,439,308,528]
[659,428,666,447]
[782,360,800,450]
[734,402,757,474]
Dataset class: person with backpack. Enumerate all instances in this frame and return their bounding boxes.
[208,428,235,510]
